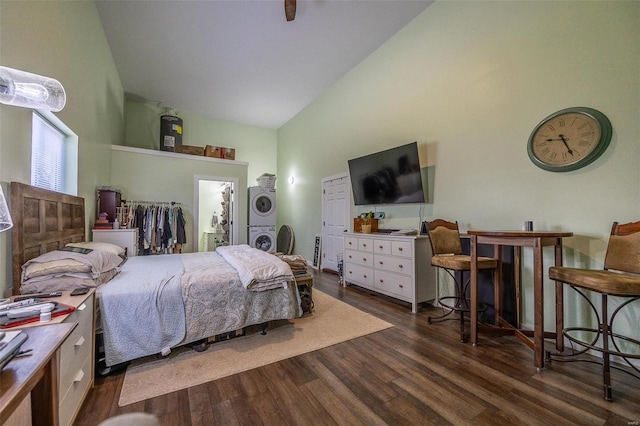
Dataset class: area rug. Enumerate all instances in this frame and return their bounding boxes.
[118,290,392,406]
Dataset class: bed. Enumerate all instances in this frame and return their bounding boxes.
[10,182,302,367]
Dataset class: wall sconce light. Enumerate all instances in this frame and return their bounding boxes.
[0,66,66,112]
[288,176,295,185]
[0,187,13,232]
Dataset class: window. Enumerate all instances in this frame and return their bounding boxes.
[31,110,78,195]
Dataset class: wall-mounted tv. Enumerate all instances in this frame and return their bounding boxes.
[348,142,425,206]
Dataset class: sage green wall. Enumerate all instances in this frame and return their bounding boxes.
[0,0,124,297]
[277,2,640,331]
[124,100,277,184]
[110,147,249,251]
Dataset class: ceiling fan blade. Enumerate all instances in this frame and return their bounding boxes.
[284,0,296,21]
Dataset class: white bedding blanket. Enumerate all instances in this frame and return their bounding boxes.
[98,255,185,367]
[216,244,295,291]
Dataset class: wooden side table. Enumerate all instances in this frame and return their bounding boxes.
[1,323,76,426]
[468,230,573,370]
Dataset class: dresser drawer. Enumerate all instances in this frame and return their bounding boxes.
[344,236,359,250]
[375,269,412,299]
[345,249,373,268]
[392,240,412,257]
[59,355,92,426]
[357,238,373,252]
[374,254,413,275]
[344,263,374,287]
[63,294,94,329]
[59,318,92,395]
[373,239,391,255]
[59,293,94,426]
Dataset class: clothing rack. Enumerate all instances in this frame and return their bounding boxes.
[117,201,187,255]
[123,200,182,206]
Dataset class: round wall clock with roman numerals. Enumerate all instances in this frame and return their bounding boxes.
[527,107,612,172]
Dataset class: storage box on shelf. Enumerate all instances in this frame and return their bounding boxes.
[174,145,205,156]
[343,232,435,313]
[204,145,235,160]
[6,290,95,426]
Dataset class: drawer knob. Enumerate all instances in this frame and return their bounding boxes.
[379,261,383,265]
[75,336,85,347]
[399,284,404,288]
[399,264,403,269]
[379,245,383,249]
[363,275,367,279]
[362,258,367,262]
[379,279,384,283]
[348,255,352,259]
[398,247,403,252]
[74,370,85,383]
[78,303,87,311]
[362,243,367,247]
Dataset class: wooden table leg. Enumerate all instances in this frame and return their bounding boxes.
[514,246,522,328]
[554,240,564,352]
[470,235,478,346]
[533,237,544,370]
[31,349,60,426]
[493,244,502,326]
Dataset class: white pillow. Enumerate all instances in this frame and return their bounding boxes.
[67,241,125,256]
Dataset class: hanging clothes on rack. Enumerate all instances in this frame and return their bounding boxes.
[124,201,186,255]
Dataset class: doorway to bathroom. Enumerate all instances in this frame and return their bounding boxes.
[194,175,239,252]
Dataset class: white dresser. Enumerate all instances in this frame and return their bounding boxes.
[343,232,435,313]
[92,228,139,256]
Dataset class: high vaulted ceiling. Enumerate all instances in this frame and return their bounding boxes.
[96,0,432,129]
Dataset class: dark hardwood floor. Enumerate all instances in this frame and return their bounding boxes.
[76,270,640,425]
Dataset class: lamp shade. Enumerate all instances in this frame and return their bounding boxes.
[0,186,12,232]
[0,66,66,112]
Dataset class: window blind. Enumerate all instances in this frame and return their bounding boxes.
[31,111,67,192]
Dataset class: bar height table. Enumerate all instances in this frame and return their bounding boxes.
[468,230,573,370]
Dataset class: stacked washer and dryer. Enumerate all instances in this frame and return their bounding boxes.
[248,185,276,252]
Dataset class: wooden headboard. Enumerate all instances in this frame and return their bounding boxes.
[10,182,85,295]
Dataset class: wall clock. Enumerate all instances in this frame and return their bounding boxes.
[527,107,612,172]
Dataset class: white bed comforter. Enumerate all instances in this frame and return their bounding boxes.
[216,244,295,291]
[97,248,302,367]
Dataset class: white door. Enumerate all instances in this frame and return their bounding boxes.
[321,174,350,272]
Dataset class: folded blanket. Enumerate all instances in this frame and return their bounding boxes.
[22,248,123,282]
[216,244,294,291]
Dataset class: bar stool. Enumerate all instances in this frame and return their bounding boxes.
[426,219,498,342]
[547,220,640,401]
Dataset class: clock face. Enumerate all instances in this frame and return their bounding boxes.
[527,107,612,172]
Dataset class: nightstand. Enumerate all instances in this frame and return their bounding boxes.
[6,290,95,426]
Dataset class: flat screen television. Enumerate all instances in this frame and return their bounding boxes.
[348,142,425,206]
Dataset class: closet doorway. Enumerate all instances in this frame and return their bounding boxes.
[194,176,239,252]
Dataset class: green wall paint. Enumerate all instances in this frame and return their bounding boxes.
[110,147,249,250]
[124,100,277,184]
[277,1,639,332]
[0,0,124,297]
